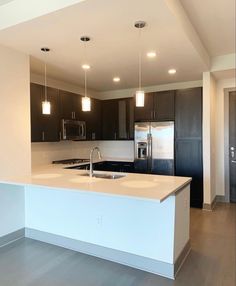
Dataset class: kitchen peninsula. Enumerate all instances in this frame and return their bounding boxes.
[0,164,191,280]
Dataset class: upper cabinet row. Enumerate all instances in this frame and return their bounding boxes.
[30,83,135,142]
[30,83,200,142]
[134,90,175,121]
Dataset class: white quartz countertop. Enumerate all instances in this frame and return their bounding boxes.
[0,164,191,202]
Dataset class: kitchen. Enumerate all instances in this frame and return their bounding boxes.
[0,0,235,285]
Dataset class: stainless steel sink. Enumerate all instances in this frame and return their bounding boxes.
[79,172,125,179]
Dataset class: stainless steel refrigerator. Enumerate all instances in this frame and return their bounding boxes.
[134,121,174,175]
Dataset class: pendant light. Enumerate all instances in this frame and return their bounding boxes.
[41,47,51,115]
[134,21,146,107]
[81,36,91,112]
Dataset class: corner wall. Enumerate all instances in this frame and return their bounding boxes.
[0,44,31,177]
[202,72,217,205]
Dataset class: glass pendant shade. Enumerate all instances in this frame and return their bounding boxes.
[82,96,91,112]
[135,90,145,107]
[42,101,51,115]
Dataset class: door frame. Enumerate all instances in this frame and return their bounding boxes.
[224,88,236,202]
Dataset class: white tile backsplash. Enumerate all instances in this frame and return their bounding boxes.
[99,141,134,161]
[31,140,134,167]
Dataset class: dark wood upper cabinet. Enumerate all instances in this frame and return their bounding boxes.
[80,98,102,140]
[101,99,118,140]
[30,83,60,142]
[59,90,82,120]
[117,98,134,140]
[175,87,202,139]
[134,91,175,122]
[153,90,175,121]
[134,92,154,121]
[30,83,44,142]
[102,98,134,140]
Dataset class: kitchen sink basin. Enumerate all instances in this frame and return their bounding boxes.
[79,173,125,179]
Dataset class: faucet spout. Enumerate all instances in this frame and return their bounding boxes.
[89,147,102,178]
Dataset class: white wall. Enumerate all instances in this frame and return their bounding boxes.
[202,72,217,205]
[31,73,101,99]
[31,141,98,166]
[98,141,134,161]
[0,0,85,30]
[99,80,202,100]
[0,44,31,177]
[31,140,134,167]
[215,78,236,200]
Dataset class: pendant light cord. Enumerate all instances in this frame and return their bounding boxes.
[44,61,47,102]
[84,40,87,97]
[138,28,142,91]
[84,69,87,97]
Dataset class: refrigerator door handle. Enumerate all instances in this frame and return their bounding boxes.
[147,133,152,171]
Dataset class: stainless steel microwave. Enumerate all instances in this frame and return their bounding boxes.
[61,119,86,140]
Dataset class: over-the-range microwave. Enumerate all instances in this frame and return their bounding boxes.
[61,119,86,140]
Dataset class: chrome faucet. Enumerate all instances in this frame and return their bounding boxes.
[89,147,102,177]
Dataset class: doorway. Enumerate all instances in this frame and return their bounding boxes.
[229,91,236,202]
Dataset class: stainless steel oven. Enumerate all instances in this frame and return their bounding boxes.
[61,119,86,140]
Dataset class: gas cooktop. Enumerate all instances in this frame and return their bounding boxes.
[52,158,90,165]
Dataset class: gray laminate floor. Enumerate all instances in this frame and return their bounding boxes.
[0,203,235,286]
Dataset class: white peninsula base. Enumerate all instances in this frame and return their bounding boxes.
[0,168,191,280]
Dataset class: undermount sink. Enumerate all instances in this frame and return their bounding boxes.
[79,172,125,179]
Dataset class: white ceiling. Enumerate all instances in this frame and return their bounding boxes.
[180,0,236,57]
[0,0,234,91]
[0,0,14,6]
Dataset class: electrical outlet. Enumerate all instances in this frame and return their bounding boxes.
[96,215,103,226]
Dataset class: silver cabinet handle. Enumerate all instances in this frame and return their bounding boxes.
[42,131,45,141]
[62,120,66,139]
[81,124,86,138]
[232,160,236,163]
[114,132,117,140]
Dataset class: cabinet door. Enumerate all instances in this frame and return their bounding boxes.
[134,93,154,121]
[175,139,203,208]
[102,100,118,140]
[59,90,81,120]
[30,83,60,142]
[175,88,202,139]
[30,83,44,142]
[153,90,175,121]
[116,98,134,140]
[41,87,60,142]
[81,98,102,140]
[127,98,134,139]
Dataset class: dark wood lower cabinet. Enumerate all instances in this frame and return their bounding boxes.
[175,139,203,208]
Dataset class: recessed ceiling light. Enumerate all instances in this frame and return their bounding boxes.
[168,69,176,74]
[82,64,90,70]
[147,51,156,58]
[113,77,120,82]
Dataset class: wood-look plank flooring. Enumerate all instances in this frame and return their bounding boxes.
[0,203,235,286]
